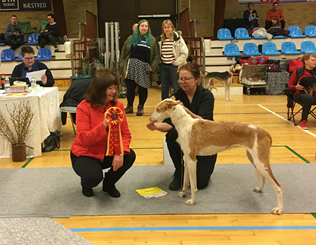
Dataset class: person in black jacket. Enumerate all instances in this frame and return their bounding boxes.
[11,46,54,87]
[4,15,24,50]
[243,2,259,29]
[39,14,64,51]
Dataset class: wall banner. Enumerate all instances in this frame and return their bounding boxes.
[0,0,52,11]
[239,0,315,5]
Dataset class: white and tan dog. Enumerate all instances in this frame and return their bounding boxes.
[150,99,283,215]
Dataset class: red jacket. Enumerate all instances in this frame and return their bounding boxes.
[71,100,131,162]
[288,69,316,96]
[266,9,284,21]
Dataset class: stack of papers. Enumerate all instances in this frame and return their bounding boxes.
[136,187,167,199]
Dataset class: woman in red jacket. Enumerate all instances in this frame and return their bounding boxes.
[71,70,135,197]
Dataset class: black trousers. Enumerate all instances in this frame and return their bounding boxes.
[71,149,136,189]
[265,20,285,30]
[125,79,148,108]
[294,93,316,121]
[5,37,23,50]
[166,127,217,189]
[40,34,64,48]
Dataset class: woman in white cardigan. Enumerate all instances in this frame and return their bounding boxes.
[157,19,188,100]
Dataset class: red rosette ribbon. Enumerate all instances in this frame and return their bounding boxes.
[105,107,124,156]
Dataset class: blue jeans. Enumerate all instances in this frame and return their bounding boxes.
[160,63,180,100]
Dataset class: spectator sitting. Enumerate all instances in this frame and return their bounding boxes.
[39,14,64,52]
[288,53,316,130]
[11,46,54,87]
[265,2,285,30]
[4,15,24,50]
[243,2,259,29]
[267,16,290,37]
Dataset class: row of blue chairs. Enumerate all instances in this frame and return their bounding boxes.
[218,25,316,40]
[1,48,52,62]
[224,40,316,57]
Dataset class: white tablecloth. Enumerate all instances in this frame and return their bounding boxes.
[0,87,61,158]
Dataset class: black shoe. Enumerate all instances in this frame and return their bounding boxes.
[124,105,133,114]
[169,176,181,191]
[136,106,144,116]
[82,187,93,197]
[103,185,121,198]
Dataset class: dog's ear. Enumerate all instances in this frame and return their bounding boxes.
[165,100,178,109]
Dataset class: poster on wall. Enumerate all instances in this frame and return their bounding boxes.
[239,0,315,4]
[0,0,52,11]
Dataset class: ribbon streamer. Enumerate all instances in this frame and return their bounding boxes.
[104,107,124,156]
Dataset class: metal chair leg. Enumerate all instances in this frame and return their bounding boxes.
[69,113,77,135]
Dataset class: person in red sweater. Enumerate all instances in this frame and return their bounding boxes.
[71,70,135,197]
[265,2,285,30]
[288,53,316,130]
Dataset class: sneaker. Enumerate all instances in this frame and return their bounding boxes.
[82,187,93,197]
[136,106,144,116]
[168,176,181,191]
[124,105,133,114]
[103,185,121,198]
[300,120,308,130]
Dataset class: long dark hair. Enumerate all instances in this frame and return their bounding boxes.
[84,69,118,108]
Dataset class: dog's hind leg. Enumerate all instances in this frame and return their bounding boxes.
[227,78,233,101]
[249,149,283,215]
[246,150,265,192]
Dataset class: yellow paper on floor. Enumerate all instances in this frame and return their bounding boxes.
[136,187,164,197]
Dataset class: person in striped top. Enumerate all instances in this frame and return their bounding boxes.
[157,19,188,100]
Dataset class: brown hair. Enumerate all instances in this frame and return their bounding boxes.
[21,46,35,57]
[248,2,253,7]
[161,19,175,42]
[84,69,118,107]
[178,63,200,80]
[302,53,316,66]
[273,2,279,6]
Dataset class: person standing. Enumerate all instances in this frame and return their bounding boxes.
[147,63,217,190]
[71,69,136,197]
[157,19,188,100]
[4,15,24,50]
[119,20,160,116]
[265,2,285,30]
[39,14,64,51]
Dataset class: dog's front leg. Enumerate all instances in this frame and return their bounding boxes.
[228,84,233,101]
[178,162,189,198]
[185,157,198,205]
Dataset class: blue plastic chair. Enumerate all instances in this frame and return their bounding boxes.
[224,43,242,56]
[305,25,316,37]
[243,43,261,56]
[288,26,305,38]
[16,51,23,61]
[235,28,251,40]
[262,42,281,55]
[301,41,316,54]
[281,42,301,55]
[273,35,288,39]
[35,48,52,61]
[0,43,5,46]
[254,36,267,39]
[217,28,233,40]
[1,49,15,62]
[26,33,39,45]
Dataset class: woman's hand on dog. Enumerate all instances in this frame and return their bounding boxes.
[112,155,123,171]
[295,84,304,91]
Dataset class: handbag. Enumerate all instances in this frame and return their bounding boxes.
[42,131,61,152]
[267,64,280,72]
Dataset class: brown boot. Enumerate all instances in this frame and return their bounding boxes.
[124,105,133,114]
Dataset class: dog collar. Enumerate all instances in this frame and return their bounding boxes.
[228,70,234,75]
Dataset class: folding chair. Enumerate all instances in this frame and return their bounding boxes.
[283,89,316,126]
[60,107,77,134]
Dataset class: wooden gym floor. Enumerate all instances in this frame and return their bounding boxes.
[1,88,316,245]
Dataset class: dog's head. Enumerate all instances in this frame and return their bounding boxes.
[150,97,178,122]
[230,64,242,72]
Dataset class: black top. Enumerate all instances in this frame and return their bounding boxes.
[45,23,60,37]
[164,86,215,126]
[11,61,54,87]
